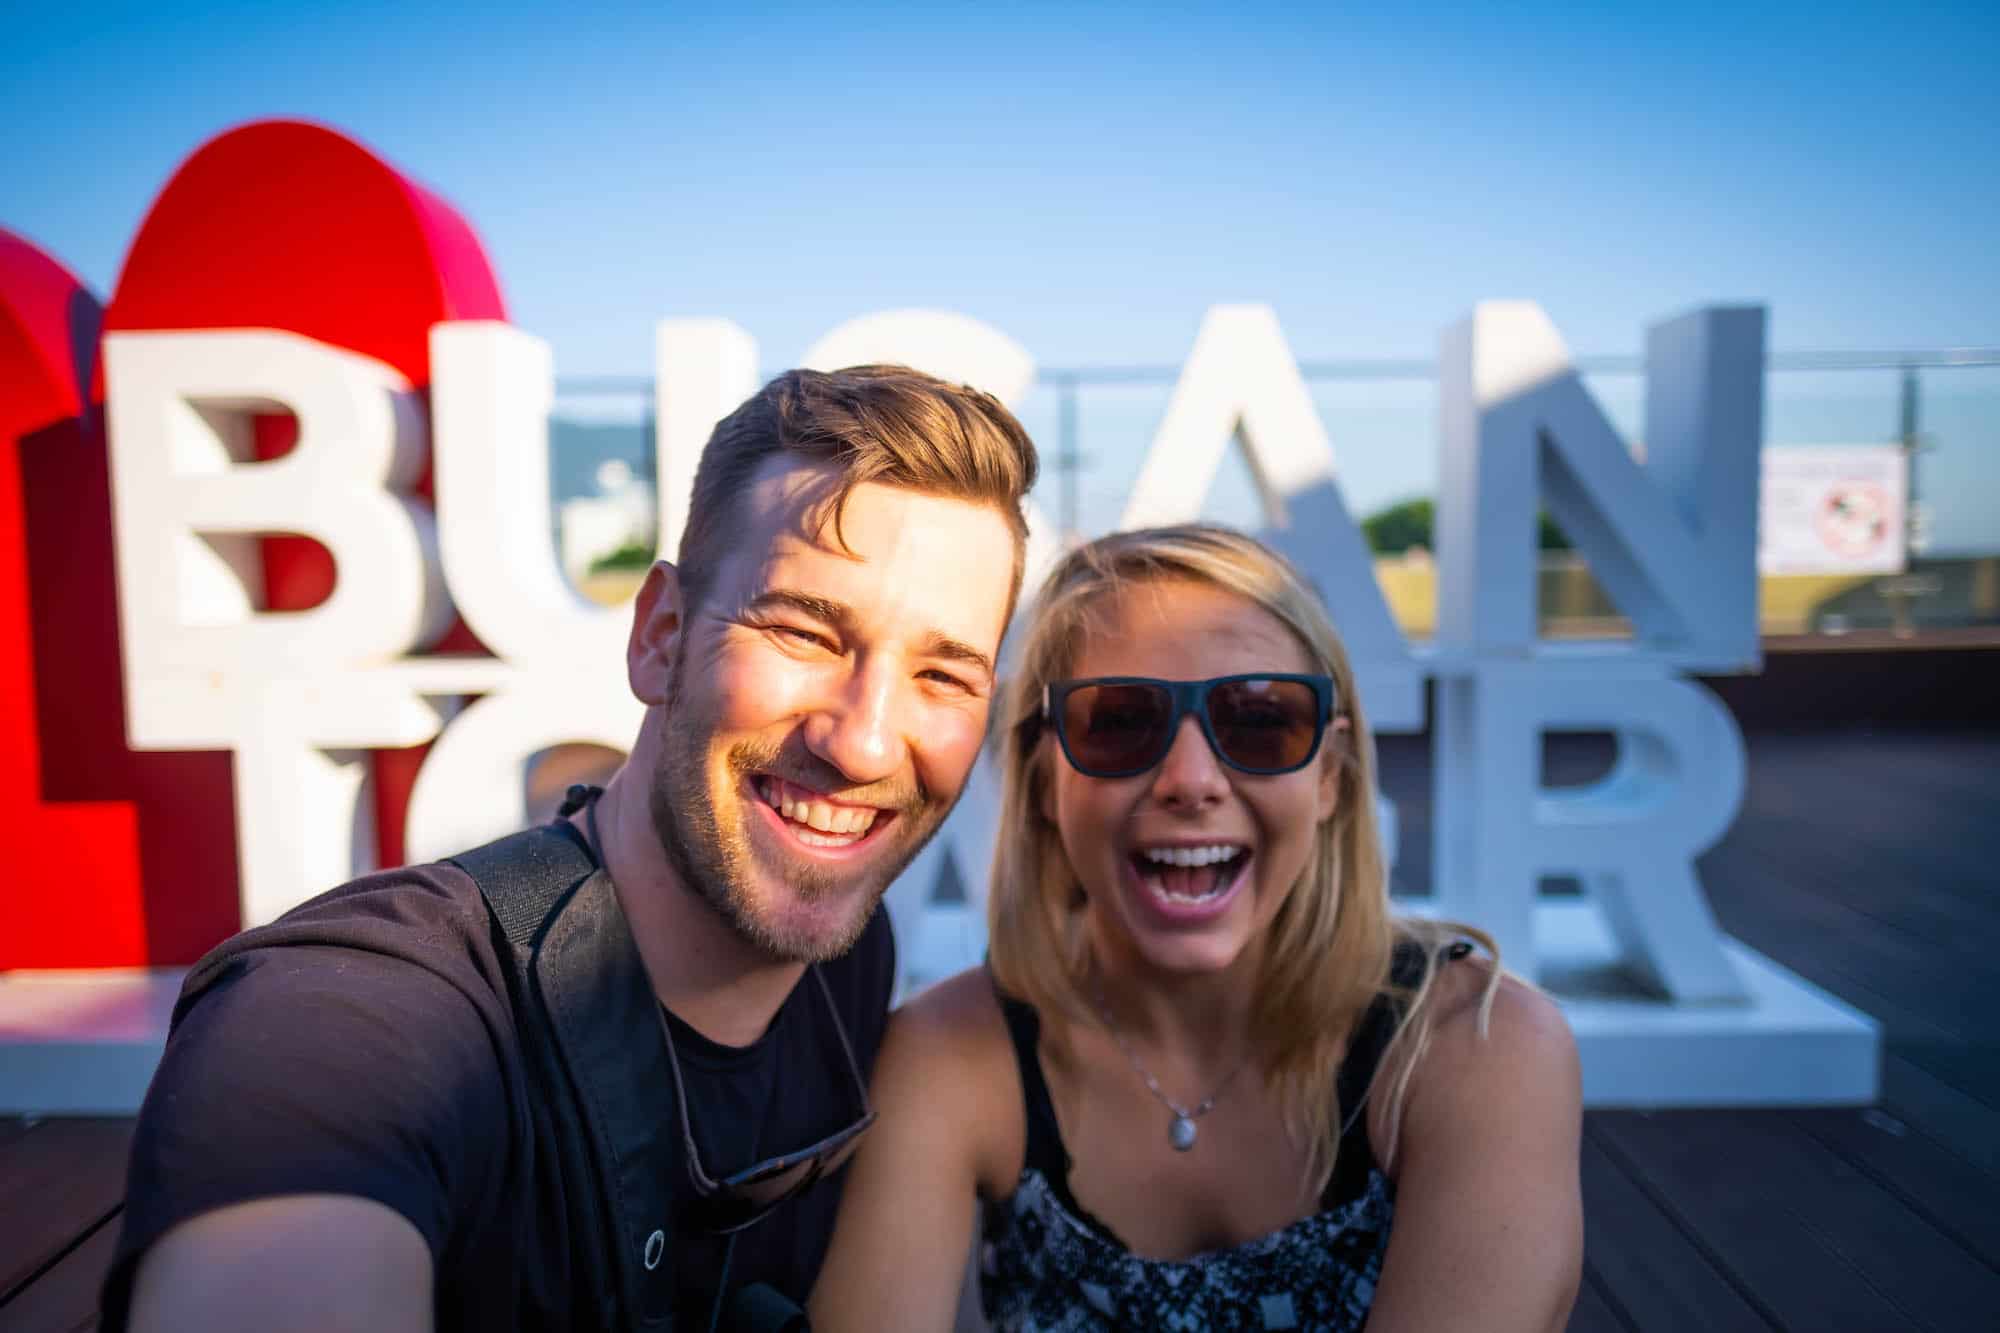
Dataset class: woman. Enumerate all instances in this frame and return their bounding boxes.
[812,524,1582,1331]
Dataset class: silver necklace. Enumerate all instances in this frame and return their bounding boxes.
[1090,984,1248,1152]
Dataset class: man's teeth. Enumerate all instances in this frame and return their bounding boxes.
[756,777,880,842]
[1140,844,1242,868]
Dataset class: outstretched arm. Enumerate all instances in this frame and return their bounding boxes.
[1365,970,1583,1333]
[811,971,1020,1332]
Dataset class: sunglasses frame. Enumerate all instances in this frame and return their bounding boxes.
[1040,672,1339,779]
[656,964,878,1235]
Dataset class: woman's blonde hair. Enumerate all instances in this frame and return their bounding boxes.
[987,523,1500,1193]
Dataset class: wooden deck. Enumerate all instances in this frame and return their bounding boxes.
[4,726,1997,1331]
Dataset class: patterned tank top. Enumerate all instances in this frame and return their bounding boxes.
[979,945,1460,1332]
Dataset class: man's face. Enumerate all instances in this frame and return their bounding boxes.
[636,460,1017,963]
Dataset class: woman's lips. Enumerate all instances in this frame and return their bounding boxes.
[1123,850,1252,925]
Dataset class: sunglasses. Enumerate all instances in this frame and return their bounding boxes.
[1040,673,1338,779]
[657,965,877,1234]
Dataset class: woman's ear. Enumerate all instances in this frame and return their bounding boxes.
[1317,716,1351,822]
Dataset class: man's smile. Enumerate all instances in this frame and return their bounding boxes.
[750,774,899,852]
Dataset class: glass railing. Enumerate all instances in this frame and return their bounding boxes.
[549,349,2000,641]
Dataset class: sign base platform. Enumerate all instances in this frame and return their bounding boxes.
[1533,899,1880,1106]
[0,969,185,1115]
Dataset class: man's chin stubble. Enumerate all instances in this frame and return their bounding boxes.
[645,720,961,961]
[647,775,899,963]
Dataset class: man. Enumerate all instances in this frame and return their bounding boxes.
[106,366,1040,1331]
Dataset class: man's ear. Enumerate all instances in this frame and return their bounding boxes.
[1317,716,1351,822]
[628,561,687,706]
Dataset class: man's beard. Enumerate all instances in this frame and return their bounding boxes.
[647,705,953,963]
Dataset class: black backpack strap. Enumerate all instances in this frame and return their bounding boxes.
[720,1282,810,1332]
[448,822,599,951]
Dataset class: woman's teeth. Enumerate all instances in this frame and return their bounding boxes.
[1135,845,1247,902]
[755,776,879,847]
[1141,844,1240,868]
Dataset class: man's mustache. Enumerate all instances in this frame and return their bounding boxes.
[726,740,931,818]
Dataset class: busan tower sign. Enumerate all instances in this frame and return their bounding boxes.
[0,121,1874,1111]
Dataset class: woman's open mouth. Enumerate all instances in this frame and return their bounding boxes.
[1126,842,1252,921]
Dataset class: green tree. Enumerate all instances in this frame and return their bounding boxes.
[1361,497,1434,555]
[587,541,656,575]
[1360,496,1573,554]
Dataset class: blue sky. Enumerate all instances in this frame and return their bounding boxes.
[6,1,1996,369]
[4,2,1996,536]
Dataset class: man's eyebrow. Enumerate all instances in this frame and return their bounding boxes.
[744,588,851,624]
[923,632,995,682]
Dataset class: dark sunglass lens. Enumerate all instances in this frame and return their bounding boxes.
[1208,679,1321,771]
[731,1155,817,1203]
[1063,683,1173,774]
[698,1157,814,1233]
[705,1111,876,1234]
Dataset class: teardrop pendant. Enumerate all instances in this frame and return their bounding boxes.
[1168,1113,1198,1152]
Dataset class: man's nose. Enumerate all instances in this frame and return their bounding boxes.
[800,657,911,787]
[1149,715,1228,809]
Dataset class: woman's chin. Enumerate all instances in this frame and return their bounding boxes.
[1126,932,1254,977]
[1100,895,1262,978]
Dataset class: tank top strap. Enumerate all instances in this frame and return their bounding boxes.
[1323,936,1475,1207]
[992,980,1074,1184]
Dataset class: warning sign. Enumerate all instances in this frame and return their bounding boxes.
[1758,445,1909,576]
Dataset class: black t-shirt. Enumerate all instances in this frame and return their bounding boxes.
[103,820,895,1331]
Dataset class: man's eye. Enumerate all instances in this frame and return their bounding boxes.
[771,624,833,651]
[921,669,973,693]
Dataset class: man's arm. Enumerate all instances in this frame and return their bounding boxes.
[128,1195,432,1333]
[104,936,511,1332]
[1364,968,1584,1333]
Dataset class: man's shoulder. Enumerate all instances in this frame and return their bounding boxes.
[176,848,518,1034]
[192,820,597,980]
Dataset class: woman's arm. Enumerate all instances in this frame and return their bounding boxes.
[811,969,1022,1333]
[1364,968,1584,1333]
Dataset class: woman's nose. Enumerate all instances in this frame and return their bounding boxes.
[1148,715,1227,808]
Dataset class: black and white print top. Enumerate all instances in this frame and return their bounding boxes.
[979,945,1459,1332]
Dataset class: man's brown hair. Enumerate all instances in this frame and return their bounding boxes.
[675,364,1041,614]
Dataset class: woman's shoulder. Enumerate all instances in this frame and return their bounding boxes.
[1391,956,1580,1161]
[892,963,1015,1042]
[1432,956,1572,1052]
[879,965,1031,1194]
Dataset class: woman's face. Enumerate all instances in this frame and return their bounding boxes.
[1046,578,1342,979]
